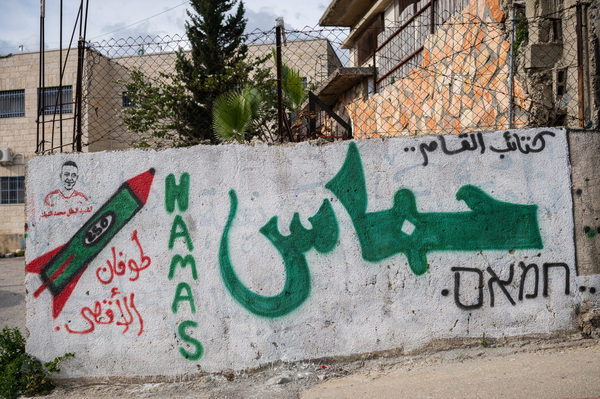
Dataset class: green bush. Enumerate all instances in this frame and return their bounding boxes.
[0,326,74,399]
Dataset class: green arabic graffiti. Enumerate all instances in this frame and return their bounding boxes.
[219,190,339,318]
[326,142,543,275]
[219,141,544,317]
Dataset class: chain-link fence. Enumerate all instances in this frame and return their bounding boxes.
[37,0,595,153]
[81,28,350,149]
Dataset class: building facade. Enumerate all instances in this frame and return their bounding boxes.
[315,0,598,138]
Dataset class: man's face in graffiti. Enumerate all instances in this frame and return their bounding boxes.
[61,165,78,192]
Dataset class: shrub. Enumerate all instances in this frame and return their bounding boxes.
[0,326,74,399]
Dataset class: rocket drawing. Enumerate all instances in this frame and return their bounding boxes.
[26,168,156,318]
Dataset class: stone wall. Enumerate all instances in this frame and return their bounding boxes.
[337,0,533,138]
[329,0,598,137]
[25,128,600,378]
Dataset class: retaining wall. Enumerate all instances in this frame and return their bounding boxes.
[25,128,600,378]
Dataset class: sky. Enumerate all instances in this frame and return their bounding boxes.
[0,0,334,54]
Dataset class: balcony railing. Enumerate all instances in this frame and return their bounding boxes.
[375,0,469,88]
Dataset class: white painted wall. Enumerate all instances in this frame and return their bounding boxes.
[26,128,588,378]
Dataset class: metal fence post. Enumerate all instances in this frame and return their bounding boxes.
[275,21,284,142]
[74,38,84,152]
[508,5,516,129]
[576,1,584,127]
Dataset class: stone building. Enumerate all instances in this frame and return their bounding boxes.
[0,38,342,252]
[0,49,78,252]
[314,0,598,138]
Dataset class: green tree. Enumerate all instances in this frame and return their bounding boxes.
[122,0,274,147]
[212,86,265,143]
[176,0,249,143]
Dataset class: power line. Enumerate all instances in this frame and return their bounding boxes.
[88,1,189,40]
[0,1,189,51]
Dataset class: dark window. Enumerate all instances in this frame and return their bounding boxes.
[0,90,25,118]
[122,92,135,107]
[356,15,383,66]
[0,176,25,204]
[38,86,73,115]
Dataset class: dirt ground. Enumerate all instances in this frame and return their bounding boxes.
[3,257,600,399]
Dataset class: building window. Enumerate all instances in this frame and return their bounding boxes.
[0,90,25,118]
[38,86,73,115]
[0,176,25,204]
[355,16,383,67]
[122,92,135,107]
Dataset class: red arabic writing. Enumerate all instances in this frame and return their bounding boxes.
[96,230,151,284]
[41,206,93,218]
[64,289,143,335]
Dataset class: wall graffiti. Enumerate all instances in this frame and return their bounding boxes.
[418,130,556,166]
[64,291,143,336]
[96,230,151,284]
[41,161,92,218]
[219,141,544,317]
[25,128,588,378]
[449,262,571,310]
[219,190,338,318]
[62,229,151,335]
[26,168,155,318]
[327,142,543,275]
[165,172,204,362]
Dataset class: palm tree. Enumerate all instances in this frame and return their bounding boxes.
[212,52,308,143]
[212,86,264,143]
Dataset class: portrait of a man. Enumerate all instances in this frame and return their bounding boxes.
[42,161,91,217]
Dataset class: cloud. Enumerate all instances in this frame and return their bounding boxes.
[245,8,288,33]
[0,0,328,53]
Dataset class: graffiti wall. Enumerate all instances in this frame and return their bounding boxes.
[25,128,597,378]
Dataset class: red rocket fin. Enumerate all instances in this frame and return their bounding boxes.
[25,245,65,274]
[52,265,88,319]
[126,168,155,205]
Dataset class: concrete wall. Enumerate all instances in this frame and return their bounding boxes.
[25,128,599,378]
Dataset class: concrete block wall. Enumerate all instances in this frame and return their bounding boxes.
[25,128,600,378]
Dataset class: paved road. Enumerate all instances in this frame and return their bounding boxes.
[302,343,600,399]
[0,256,26,335]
